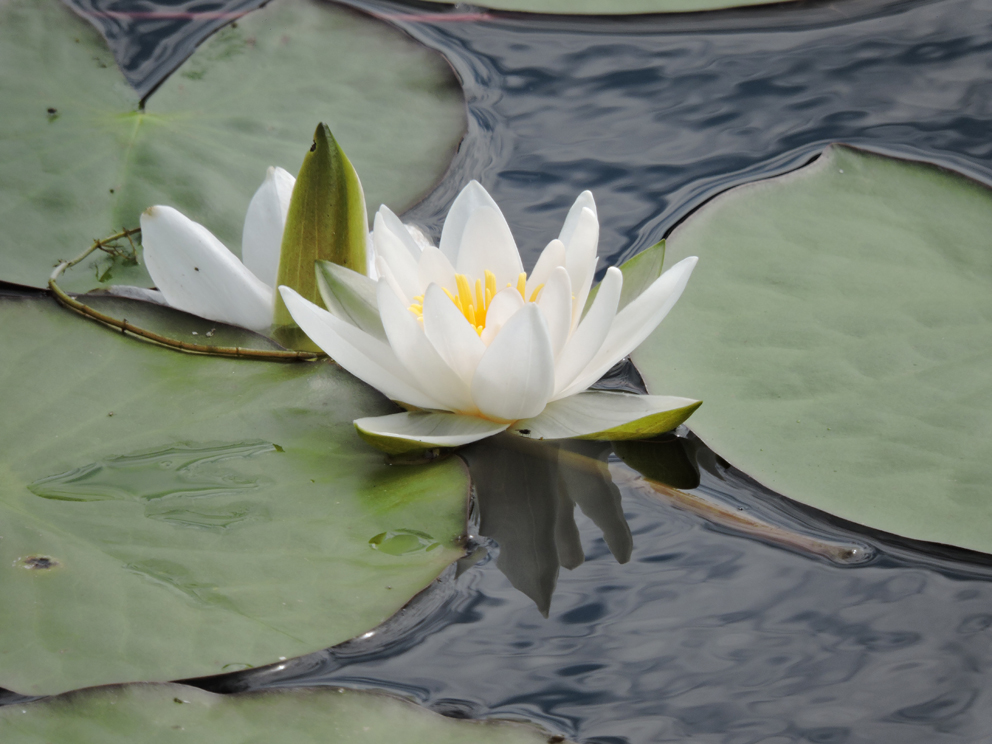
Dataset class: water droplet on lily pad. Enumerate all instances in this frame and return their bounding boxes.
[28,442,276,503]
[369,530,442,556]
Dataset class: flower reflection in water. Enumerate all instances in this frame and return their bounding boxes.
[460,435,694,616]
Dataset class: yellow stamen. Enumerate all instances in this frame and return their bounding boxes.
[475,279,485,315]
[456,274,473,312]
[431,269,542,333]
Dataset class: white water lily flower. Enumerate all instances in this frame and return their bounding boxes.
[139,166,379,333]
[280,181,700,452]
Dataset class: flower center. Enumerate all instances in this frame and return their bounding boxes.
[408,270,544,335]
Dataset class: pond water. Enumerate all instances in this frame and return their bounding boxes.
[34,0,992,741]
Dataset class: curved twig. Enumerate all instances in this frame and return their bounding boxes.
[48,229,324,361]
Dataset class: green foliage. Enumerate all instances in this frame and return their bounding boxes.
[0,683,562,744]
[0,0,464,292]
[0,297,469,695]
[634,145,992,553]
[435,0,793,14]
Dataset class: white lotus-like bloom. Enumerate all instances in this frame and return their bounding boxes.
[280,181,700,452]
[139,167,380,333]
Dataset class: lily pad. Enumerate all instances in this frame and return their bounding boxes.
[633,145,992,553]
[0,683,562,743]
[0,296,469,696]
[0,0,464,292]
[436,0,794,14]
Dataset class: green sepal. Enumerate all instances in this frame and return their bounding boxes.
[584,239,666,317]
[273,123,368,326]
[577,399,700,440]
[355,426,440,457]
[315,259,386,341]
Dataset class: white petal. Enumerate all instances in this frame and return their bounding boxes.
[553,266,622,397]
[455,206,524,289]
[536,266,572,359]
[377,281,476,413]
[365,232,378,280]
[279,287,441,410]
[373,211,421,302]
[101,285,167,305]
[556,256,698,399]
[375,255,411,306]
[422,283,486,387]
[472,304,555,422]
[438,180,504,265]
[141,206,274,332]
[377,204,423,262]
[526,239,566,298]
[241,166,295,289]
[558,190,597,247]
[405,223,435,252]
[512,391,700,440]
[562,207,600,333]
[418,246,457,295]
[479,286,524,346]
[354,411,507,453]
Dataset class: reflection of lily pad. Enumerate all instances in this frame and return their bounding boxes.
[634,145,992,553]
[435,0,794,14]
[0,297,469,695]
[0,683,562,743]
[0,0,464,291]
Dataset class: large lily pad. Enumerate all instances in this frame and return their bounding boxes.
[634,145,992,553]
[0,296,469,696]
[0,683,561,743]
[436,0,794,14]
[0,0,464,292]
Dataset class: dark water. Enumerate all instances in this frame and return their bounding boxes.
[46,0,992,741]
[354,0,992,275]
[193,430,992,743]
[63,0,267,98]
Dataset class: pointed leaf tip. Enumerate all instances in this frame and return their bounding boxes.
[273,123,369,326]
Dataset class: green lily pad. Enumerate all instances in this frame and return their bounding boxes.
[0,683,562,744]
[633,145,992,553]
[438,0,794,14]
[63,293,292,354]
[0,0,464,292]
[0,296,469,696]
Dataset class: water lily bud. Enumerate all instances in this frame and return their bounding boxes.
[273,122,368,326]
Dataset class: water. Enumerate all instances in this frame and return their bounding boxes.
[64,0,268,98]
[347,0,992,273]
[192,432,992,743]
[43,0,992,740]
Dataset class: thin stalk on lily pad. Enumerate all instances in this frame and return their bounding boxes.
[48,230,322,361]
